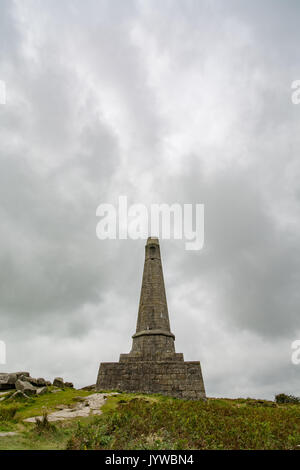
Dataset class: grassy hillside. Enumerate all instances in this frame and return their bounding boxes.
[67,395,300,450]
[0,389,299,450]
[0,387,91,450]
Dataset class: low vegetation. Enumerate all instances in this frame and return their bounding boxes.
[275,393,300,404]
[0,389,299,450]
[0,387,91,449]
[67,395,300,450]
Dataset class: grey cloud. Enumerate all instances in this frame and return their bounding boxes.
[0,0,299,397]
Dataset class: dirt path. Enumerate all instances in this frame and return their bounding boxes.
[24,392,119,423]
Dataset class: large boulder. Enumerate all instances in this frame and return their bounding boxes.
[53,377,64,388]
[0,372,52,392]
[64,382,74,388]
[80,384,96,391]
[36,386,48,395]
[15,379,37,396]
[26,377,39,386]
[15,372,30,378]
[36,378,46,386]
[0,373,17,390]
[22,376,46,387]
[19,375,31,383]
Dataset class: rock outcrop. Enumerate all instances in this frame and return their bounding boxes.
[53,377,64,388]
[0,372,30,390]
[64,382,74,388]
[0,372,74,393]
[8,390,30,400]
[15,379,37,396]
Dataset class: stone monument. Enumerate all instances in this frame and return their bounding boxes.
[96,237,206,399]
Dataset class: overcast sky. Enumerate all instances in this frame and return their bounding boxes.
[0,0,299,399]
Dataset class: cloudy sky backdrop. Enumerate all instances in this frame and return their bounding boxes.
[0,0,299,398]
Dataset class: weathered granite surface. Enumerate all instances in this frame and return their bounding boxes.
[0,372,29,390]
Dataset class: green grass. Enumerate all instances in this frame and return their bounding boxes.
[0,417,98,450]
[100,392,164,413]
[0,389,299,450]
[13,387,91,420]
[67,395,300,450]
[0,387,92,449]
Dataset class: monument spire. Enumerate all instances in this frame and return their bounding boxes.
[131,237,175,358]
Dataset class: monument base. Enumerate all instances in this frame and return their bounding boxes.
[96,355,206,400]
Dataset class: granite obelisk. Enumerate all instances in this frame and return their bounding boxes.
[96,237,206,399]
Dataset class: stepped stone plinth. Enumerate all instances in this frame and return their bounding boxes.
[96,237,206,399]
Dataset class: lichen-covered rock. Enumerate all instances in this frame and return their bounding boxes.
[25,377,46,386]
[0,373,17,390]
[26,377,39,386]
[36,378,46,386]
[64,382,74,388]
[15,379,37,395]
[53,377,64,388]
[36,386,48,395]
[80,384,96,391]
[0,372,51,392]
[15,372,30,378]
